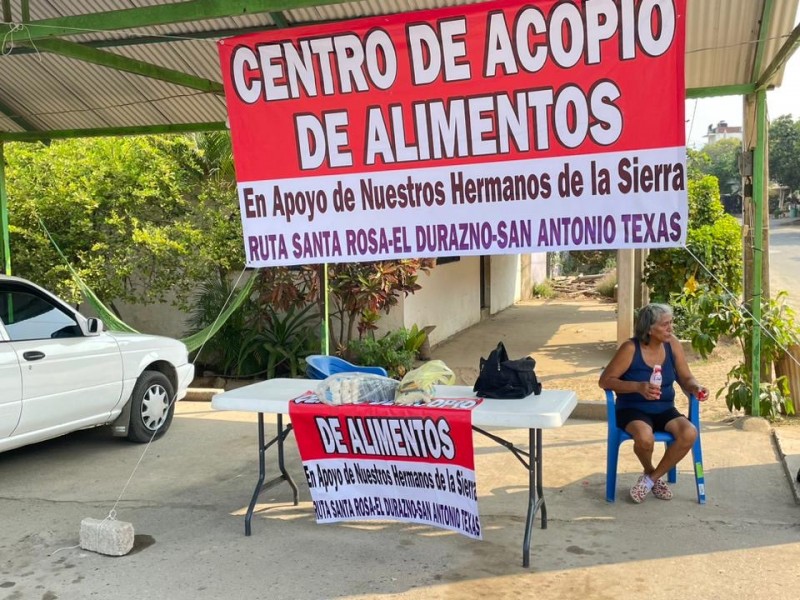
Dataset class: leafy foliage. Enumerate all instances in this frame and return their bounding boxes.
[187,275,260,377]
[644,175,742,301]
[701,138,741,195]
[187,274,319,378]
[686,148,711,181]
[237,303,320,379]
[5,136,242,309]
[532,280,556,299]
[769,114,800,193]
[346,329,420,379]
[672,283,798,418]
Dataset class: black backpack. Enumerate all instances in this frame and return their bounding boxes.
[473,342,542,399]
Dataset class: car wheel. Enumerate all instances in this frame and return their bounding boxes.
[127,371,176,443]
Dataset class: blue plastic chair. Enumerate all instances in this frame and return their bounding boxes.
[305,354,388,379]
[605,390,705,503]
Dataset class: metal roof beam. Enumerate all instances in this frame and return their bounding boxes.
[6,20,341,55]
[0,121,227,143]
[27,38,223,94]
[0,96,38,131]
[270,11,289,28]
[756,21,800,90]
[751,0,776,82]
[0,0,348,41]
[686,84,757,98]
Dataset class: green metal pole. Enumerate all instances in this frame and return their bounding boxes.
[750,88,767,416]
[0,141,11,275]
[323,263,330,355]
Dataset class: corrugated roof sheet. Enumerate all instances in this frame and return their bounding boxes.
[0,0,798,139]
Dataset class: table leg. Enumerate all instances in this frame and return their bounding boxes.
[244,413,266,536]
[277,414,299,505]
[243,413,299,536]
[522,428,545,568]
[536,428,547,527]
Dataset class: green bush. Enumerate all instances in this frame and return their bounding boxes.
[346,329,418,379]
[188,276,319,378]
[644,175,742,301]
[672,286,798,418]
[595,270,617,298]
[532,280,555,299]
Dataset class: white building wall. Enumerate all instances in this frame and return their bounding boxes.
[399,257,481,346]
[489,254,520,313]
[530,252,548,284]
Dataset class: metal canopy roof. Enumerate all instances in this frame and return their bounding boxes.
[0,0,798,142]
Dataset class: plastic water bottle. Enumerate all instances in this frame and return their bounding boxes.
[650,365,663,398]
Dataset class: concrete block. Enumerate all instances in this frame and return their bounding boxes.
[184,387,223,402]
[79,518,134,556]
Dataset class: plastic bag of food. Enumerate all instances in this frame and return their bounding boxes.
[394,360,456,405]
[316,373,399,406]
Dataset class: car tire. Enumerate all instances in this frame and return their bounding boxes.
[127,371,176,443]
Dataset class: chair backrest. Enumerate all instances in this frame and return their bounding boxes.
[305,354,388,379]
[605,390,619,429]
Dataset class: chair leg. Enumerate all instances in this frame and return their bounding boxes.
[606,439,620,502]
[692,435,706,504]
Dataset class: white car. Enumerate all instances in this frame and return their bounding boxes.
[0,275,194,453]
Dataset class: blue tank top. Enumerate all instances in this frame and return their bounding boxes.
[616,339,676,413]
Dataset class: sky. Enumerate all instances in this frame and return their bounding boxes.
[685,24,800,148]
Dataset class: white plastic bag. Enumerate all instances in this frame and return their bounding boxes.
[316,373,399,406]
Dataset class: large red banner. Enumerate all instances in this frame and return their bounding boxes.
[219,0,687,266]
[289,394,482,538]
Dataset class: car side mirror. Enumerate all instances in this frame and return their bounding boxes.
[85,318,104,336]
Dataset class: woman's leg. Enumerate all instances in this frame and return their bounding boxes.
[625,420,656,473]
[650,416,697,481]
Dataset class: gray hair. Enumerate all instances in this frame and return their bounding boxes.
[634,303,673,344]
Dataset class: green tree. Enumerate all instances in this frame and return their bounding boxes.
[5,135,242,309]
[702,137,741,195]
[644,175,742,301]
[768,114,800,193]
[687,147,710,181]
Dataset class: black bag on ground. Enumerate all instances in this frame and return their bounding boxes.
[473,342,542,399]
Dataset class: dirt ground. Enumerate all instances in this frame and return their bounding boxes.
[546,331,744,423]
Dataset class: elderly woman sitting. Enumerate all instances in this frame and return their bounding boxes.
[599,303,708,503]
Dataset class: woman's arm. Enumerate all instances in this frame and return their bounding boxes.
[669,337,708,400]
[598,340,658,399]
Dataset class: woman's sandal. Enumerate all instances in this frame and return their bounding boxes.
[651,478,673,500]
[630,474,652,503]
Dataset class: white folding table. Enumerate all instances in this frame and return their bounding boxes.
[211,378,576,568]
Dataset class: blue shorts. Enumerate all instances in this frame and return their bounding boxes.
[616,407,684,432]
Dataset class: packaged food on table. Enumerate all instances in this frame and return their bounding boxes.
[316,373,399,406]
[395,360,456,405]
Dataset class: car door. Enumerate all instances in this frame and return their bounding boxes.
[0,282,124,436]
[0,322,23,439]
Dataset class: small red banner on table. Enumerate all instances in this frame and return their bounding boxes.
[289,394,482,539]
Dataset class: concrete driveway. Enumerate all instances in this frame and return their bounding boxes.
[2,301,800,599]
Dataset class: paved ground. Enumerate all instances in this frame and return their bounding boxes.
[2,300,799,600]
